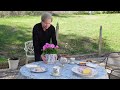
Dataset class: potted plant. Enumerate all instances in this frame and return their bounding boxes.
[8,51,20,70]
[42,43,59,64]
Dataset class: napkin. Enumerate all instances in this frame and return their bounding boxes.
[86,62,98,68]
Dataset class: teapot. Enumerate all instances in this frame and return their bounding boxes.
[59,57,68,64]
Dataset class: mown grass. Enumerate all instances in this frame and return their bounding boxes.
[0,57,7,63]
[0,14,120,62]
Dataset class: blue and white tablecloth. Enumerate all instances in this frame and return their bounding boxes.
[19,60,109,79]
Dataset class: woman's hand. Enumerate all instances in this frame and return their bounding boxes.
[41,55,47,64]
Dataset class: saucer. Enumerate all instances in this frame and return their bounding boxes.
[70,62,75,64]
[50,73,61,77]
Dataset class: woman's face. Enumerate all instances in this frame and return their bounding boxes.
[42,19,52,30]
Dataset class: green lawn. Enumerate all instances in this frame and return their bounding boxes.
[0,14,120,62]
[0,57,7,63]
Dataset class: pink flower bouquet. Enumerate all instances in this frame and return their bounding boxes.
[42,43,59,54]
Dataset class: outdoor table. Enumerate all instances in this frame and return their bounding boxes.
[18,60,109,79]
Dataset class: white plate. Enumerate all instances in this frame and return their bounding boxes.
[71,66,98,78]
[30,67,47,73]
[26,64,39,68]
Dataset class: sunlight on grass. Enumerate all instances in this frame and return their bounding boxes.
[0,14,120,59]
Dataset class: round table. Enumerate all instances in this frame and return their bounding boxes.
[18,61,109,79]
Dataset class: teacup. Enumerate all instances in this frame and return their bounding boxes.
[70,58,75,64]
[52,66,61,76]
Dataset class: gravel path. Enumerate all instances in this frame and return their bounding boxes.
[0,69,19,79]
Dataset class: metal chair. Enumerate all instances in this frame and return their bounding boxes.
[99,52,120,79]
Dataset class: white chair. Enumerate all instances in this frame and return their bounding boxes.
[24,40,34,64]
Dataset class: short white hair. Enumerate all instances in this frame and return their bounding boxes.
[41,12,52,22]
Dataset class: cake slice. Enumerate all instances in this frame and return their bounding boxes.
[79,62,86,66]
[35,67,45,72]
[82,68,92,75]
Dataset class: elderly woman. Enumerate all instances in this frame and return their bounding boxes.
[32,12,57,62]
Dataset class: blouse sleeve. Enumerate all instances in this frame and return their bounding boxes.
[51,27,57,46]
[32,25,41,61]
